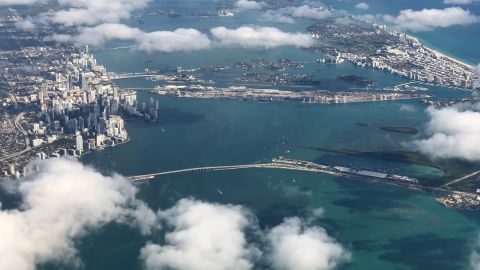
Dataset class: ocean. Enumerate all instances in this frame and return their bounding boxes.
[76,0,480,269]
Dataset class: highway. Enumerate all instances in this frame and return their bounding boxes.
[127,161,342,181]
[441,171,480,188]
[127,158,480,207]
[108,72,168,80]
[0,112,31,162]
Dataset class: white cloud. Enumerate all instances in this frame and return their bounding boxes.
[411,106,480,161]
[355,2,369,10]
[0,158,350,270]
[262,10,296,24]
[0,158,156,270]
[235,0,267,11]
[140,198,258,270]
[383,7,480,31]
[50,24,314,51]
[399,104,417,112]
[14,0,151,27]
[0,0,41,5]
[475,64,480,76]
[210,26,315,49]
[266,217,351,270]
[261,5,333,24]
[49,23,212,52]
[444,0,478,4]
[140,200,349,270]
[287,5,333,20]
[471,236,480,270]
[51,23,143,46]
[137,29,212,53]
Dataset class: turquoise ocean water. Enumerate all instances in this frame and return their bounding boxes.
[64,0,480,269]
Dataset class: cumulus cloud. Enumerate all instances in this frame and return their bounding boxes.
[140,199,349,270]
[0,158,350,270]
[0,158,156,270]
[383,7,480,31]
[475,64,480,76]
[49,23,212,52]
[411,105,480,161]
[262,10,296,24]
[262,5,333,24]
[210,26,315,49]
[137,29,212,53]
[444,0,478,4]
[15,0,151,27]
[235,0,267,11]
[50,24,314,51]
[286,5,333,20]
[140,198,258,270]
[266,217,351,270]
[50,23,143,46]
[355,2,369,10]
[0,0,41,5]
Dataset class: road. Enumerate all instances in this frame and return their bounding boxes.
[0,112,30,162]
[441,171,480,188]
[127,162,342,181]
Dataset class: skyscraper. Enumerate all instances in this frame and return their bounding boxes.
[79,73,87,89]
[75,135,83,152]
[67,74,73,90]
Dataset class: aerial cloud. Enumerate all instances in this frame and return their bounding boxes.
[49,23,314,51]
[262,10,296,24]
[49,24,212,52]
[287,5,333,20]
[210,26,315,49]
[0,158,349,270]
[444,0,479,4]
[383,7,480,31]
[0,0,41,5]
[266,217,351,270]
[411,105,480,161]
[475,63,480,76]
[140,199,258,270]
[14,0,151,27]
[0,158,156,270]
[355,2,370,10]
[262,4,333,24]
[234,0,267,11]
[141,200,350,270]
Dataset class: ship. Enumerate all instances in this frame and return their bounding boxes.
[217,9,234,17]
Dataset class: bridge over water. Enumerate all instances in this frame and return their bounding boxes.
[128,163,333,181]
[127,160,341,181]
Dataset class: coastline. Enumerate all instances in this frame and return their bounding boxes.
[406,34,474,70]
[425,46,474,70]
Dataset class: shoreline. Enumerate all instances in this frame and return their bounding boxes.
[405,34,474,70]
[424,46,474,70]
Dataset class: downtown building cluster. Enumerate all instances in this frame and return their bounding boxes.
[0,43,144,177]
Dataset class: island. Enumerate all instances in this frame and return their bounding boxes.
[380,126,419,134]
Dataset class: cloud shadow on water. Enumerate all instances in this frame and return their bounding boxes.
[379,233,469,270]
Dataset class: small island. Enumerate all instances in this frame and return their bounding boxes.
[336,75,376,87]
[380,126,418,134]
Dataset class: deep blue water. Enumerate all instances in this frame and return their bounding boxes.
[25,0,480,269]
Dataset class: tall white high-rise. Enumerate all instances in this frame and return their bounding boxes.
[76,135,83,152]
